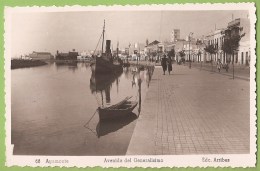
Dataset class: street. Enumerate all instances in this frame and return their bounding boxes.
[127,64,250,155]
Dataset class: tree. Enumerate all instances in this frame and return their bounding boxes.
[151,51,157,57]
[178,50,185,63]
[179,50,185,57]
[196,39,203,62]
[197,51,202,62]
[146,39,149,46]
[221,27,245,79]
[222,33,245,62]
[204,44,217,61]
[204,44,217,71]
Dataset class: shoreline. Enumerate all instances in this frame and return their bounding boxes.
[11,59,47,70]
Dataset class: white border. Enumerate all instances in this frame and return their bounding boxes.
[4,3,257,168]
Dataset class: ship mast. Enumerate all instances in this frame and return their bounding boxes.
[101,20,105,54]
[116,41,119,59]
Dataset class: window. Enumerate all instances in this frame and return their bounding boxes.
[241,52,244,64]
[235,52,238,63]
[246,51,249,66]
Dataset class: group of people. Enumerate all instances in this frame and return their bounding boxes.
[160,56,230,74]
[217,59,230,72]
[161,55,172,75]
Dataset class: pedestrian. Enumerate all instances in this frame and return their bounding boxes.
[225,59,230,72]
[216,59,222,72]
[167,56,172,75]
[225,62,229,72]
[161,55,167,75]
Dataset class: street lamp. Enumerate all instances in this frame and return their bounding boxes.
[128,43,131,63]
[189,32,193,69]
[196,39,205,70]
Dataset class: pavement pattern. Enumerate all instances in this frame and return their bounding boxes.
[190,62,250,80]
[127,64,250,155]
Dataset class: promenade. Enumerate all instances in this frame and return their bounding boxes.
[127,64,250,155]
[189,62,250,80]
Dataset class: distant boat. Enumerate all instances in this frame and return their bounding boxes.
[91,20,123,75]
[98,96,138,121]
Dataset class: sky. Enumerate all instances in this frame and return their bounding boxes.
[9,10,249,57]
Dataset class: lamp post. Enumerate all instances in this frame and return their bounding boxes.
[189,32,193,69]
[127,43,131,63]
[196,39,205,71]
[232,50,234,79]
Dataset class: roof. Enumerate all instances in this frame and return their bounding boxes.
[57,53,69,57]
[32,52,52,55]
[146,40,160,47]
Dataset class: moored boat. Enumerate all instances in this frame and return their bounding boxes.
[92,55,123,74]
[98,96,138,121]
[91,20,123,75]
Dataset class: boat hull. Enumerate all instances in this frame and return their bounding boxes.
[98,101,138,121]
[91,57,123,74]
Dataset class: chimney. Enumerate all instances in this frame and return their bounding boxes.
[106,40,111,53]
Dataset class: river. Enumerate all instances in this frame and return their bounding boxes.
[11,61,153,156]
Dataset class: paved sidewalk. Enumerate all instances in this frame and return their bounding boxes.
[189,62,250,81]
[127,64,250,155]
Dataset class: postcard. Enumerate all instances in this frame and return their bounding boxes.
[4,3,256,168]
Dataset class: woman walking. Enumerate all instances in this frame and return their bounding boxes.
[167,57,172,75]
[161,55,167,75]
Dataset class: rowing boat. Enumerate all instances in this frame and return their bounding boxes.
[98,96,138,121]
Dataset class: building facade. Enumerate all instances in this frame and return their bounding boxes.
[56,49,79,60]
[29,51,53,60]
[170,29,180,42]
[205,18,250,66]
[205,29,225,63]
[226,18,250,66]
[144,40,163,61]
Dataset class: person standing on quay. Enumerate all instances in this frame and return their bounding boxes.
[161,55,167,75]
[167,56,172,75]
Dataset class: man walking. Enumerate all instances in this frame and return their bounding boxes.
[167,56,172,75]
[161,55,167,75]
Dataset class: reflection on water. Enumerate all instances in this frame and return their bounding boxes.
[11,62,154,155]
[89,71,123,106]
[55,60,91,72]
[86,64,154,138]
[96,112,138,138]
[89,65,154,110]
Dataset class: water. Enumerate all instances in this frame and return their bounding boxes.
[11,62,153,156]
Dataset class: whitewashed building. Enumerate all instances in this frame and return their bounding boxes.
[205,29,225,63]
[228,18,250,66]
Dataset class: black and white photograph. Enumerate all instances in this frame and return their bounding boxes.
[5,4,256,167]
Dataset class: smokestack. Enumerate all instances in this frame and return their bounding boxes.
[106,40,111,53]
